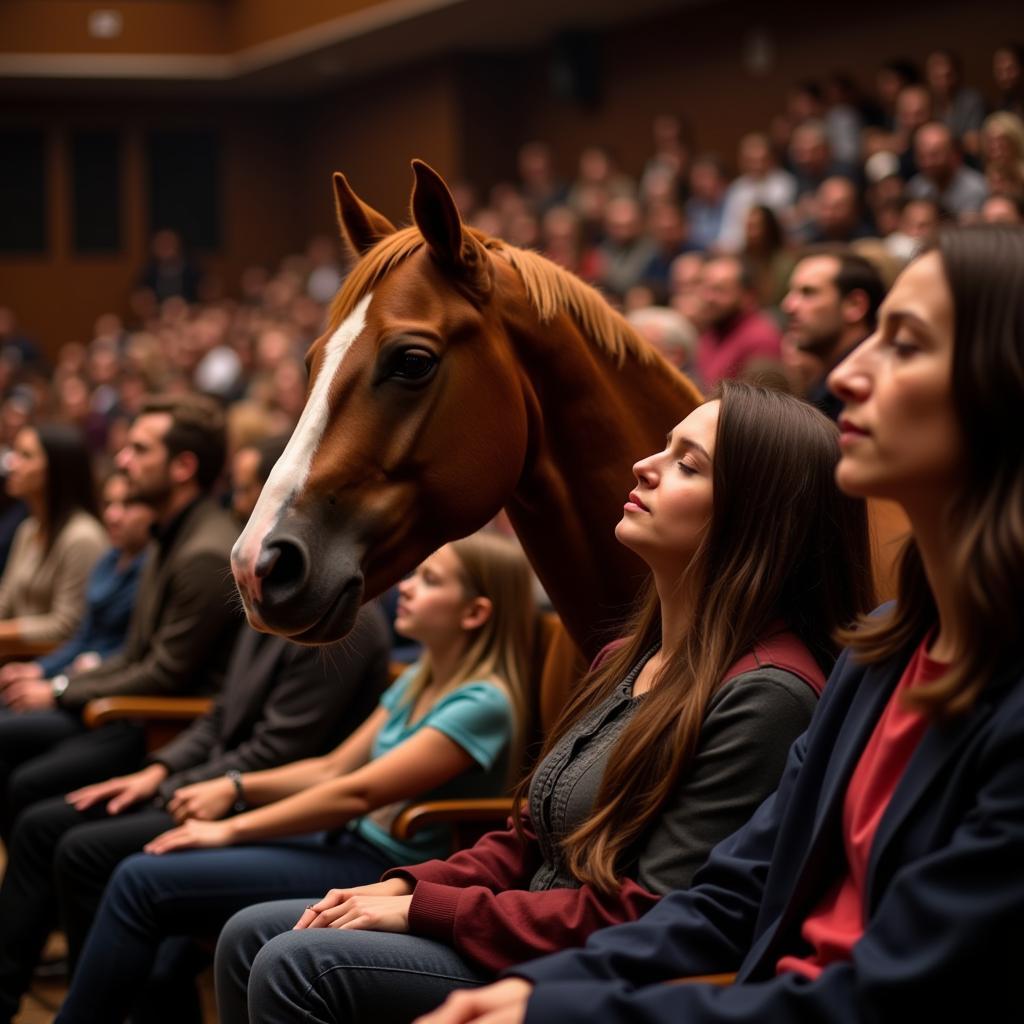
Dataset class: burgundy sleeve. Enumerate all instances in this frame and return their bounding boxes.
[407,874,661,974]
[381,815,544,894]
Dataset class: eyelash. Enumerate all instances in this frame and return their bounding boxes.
[890,337,918,357]
[678,461,697,476]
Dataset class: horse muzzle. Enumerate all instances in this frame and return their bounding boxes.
[232,526,365,644]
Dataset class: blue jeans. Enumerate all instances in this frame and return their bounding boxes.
[216,900,489,1024]
[54,832,394,1024]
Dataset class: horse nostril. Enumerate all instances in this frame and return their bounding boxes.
[254,546,280,580]
[256,538,309,603]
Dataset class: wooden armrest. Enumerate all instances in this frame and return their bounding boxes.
[391,798,515,841]
[669,973,736,986]
[83,696,214,729]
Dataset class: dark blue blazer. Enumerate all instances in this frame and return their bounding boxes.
[514,640,1024,1022]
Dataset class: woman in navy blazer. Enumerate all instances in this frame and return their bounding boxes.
[415,225,1024,1024]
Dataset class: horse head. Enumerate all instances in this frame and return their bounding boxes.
[232,162,533,642]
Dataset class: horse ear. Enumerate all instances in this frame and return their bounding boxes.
[332,172,396,256]
[411,160,491,295]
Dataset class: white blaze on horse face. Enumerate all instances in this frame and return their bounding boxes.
[232,293,373,599]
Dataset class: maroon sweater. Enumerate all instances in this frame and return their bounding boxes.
[384,631,825,974]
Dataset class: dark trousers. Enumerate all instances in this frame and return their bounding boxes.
[0,794,173,1024]
[0,708,145,840]
[54,833,394,1024]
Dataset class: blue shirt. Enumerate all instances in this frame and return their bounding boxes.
[38,546,147,677]
[352,669,513,865]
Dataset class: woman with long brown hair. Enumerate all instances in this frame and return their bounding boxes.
[215,379,874,1024]
[417,224,1024,1024]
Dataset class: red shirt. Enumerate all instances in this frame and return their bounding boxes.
[695,309,781,388]
[777,639,948,979]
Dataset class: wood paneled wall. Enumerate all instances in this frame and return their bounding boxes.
[0,0,1013,354]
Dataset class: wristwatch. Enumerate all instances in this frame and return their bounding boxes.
[50,674,70,700]
[225,769,247,813]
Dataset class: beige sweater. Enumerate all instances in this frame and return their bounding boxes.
[0,511,107,646]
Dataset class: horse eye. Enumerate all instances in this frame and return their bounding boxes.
[389,348,437,381]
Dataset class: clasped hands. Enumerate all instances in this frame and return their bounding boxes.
[0,661,54,711]
[293,880,532,1024]
[292,876,414,933]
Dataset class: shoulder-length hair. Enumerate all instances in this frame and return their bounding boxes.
[36,423,99,554]
[403,531,536,784]
[841,225,1024,719]
[519,380,874,893]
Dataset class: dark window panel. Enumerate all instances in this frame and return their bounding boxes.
[71,130,121,253]
[0,130,47,254]
[147,130,221,250]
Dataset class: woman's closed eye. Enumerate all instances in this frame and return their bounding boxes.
[889,336,920,358]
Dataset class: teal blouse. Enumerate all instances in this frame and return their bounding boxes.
[351,668,514,864]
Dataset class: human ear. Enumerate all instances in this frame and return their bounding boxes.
[460,596,493,632]
[842,287,870,326]
[169,450,199,486]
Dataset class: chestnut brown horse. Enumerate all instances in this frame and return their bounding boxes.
[232,161,702,660]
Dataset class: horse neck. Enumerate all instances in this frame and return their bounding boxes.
[501,308,701,661]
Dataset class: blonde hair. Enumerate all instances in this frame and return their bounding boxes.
[982,111,1024,181]
[403,531,535,785]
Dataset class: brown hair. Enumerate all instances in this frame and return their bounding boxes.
[519,381,874,892]
[139,393,226,491]
[841,225,1024,718]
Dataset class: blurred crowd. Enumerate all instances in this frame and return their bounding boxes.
[1,42,1022,487]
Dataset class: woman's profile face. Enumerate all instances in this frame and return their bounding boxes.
[828,250,963,508]
[4,427,47,503]
[616,400,718,579]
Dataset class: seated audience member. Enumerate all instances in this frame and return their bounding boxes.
[822,74,865,169]
[0,429,392,1023]
[626,306,697,372]
[789,121,843,200]
[51,532,535,1024]
[0,424,106,660]
[716,133,797,253]
[685,155,728,251]
[668,252,708,333]
[907,122,988,218]
[925,48,987,155]
[695,257,782,387]
[980,192,1024,224]
[138,229,202,304]
[979,111,1024,191]
[893,83,933,180]
[0,624,389,1020]
[741,205,795,310]
[874,59,921,134]
[641,203,696,292]
[993,43,1024,118]
[215,380,875,1024]
[0,395,241,839]
[595,197,658,301]
[803,177,872,244]
[418,225,1024,1024]
[781,249,886,419]
[884,196,944,263]
[0,470,151,694]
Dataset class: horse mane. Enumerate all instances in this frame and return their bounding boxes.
[328,226,658,368]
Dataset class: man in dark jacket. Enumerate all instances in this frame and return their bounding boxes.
[0,394,241,837]
[0,433,392,1024]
